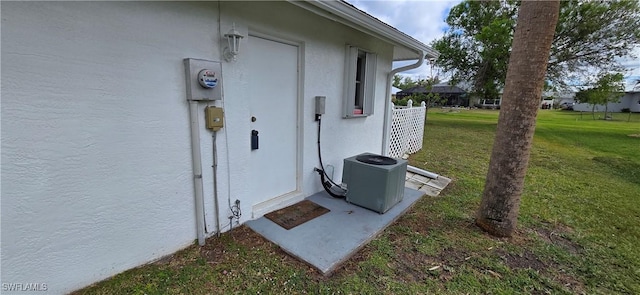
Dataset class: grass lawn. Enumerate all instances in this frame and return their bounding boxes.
[75,109,640,294]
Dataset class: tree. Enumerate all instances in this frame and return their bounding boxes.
[392,74,419,90]
[476,1,559,237]
[575,73,625,120]
[392,75,442,107]
[393,77,445,121]
[433,0,640,97]
[549,1,640,87]
[432,0,517,101]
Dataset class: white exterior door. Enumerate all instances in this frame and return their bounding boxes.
[247,35,300,216]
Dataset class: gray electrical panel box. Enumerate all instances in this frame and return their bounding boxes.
[184,58,223,101]
[315,96,326,121]
[342,153,407,214]
[315,96,326,115]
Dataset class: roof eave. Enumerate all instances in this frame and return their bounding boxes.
[289,0,439,61]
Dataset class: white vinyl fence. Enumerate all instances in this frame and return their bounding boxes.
[389,100,426,158]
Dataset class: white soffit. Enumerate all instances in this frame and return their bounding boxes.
[289,0,439,61]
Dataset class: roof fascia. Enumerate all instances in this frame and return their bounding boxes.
[288,0,439,60]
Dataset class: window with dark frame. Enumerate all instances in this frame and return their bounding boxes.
[344,46,376,118]
[354,50,366,113]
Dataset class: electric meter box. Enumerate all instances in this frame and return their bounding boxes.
[205,106,224,131]
[184,58,223,101]
[342,153,407,214]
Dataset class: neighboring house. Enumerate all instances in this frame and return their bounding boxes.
[544,91,640,112]
[1,1,437,293]
[572,91,640,112]
[540,97,555,109]
[396,82,468,106]
[477,99,502,109]
[544,91,576,107]
[391,86,402,100]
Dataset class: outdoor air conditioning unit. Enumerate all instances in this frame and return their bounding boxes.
[342,153,408,214]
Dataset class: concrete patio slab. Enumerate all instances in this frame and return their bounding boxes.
[420,184,443,197]
[411,173,432,184]
[246,188,424,275]
[426,176,451,190]
[404,180,422,190]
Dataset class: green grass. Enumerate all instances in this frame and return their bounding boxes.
[75,109,640,294]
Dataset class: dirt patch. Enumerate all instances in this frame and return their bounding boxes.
[534,225,582,255]
[502,228,536,246]
[393,252,432,282]
[438,247,471,267]
[500,249,547,271]
[628,134,640,138]
[555,272,587,294]
[198,225,273,265]
[392,247,469,283]
[199,225,326,279]
[198,226,301,266]
[154,253,176,265]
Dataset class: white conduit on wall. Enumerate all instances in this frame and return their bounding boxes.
[212,131,221,236]
[188,101,206,246]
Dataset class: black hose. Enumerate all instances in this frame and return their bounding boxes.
[316,117,346,198]
[317,118,342,188]
[315,168,346,199]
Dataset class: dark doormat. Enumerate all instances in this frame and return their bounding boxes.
[264,200,330,230]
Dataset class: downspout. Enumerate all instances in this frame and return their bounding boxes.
[189,101,206,246]
[382,50,425,156]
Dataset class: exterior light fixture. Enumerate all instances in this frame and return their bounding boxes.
[223,24,244,62]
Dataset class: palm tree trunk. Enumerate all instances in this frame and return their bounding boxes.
[476,1,560,237]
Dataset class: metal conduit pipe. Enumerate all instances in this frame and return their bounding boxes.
[382,51,425,156]
[212,131,221,236]
[188,101,206,246]
[407,165,439,180]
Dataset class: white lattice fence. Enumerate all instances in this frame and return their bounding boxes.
[389,100,426,158]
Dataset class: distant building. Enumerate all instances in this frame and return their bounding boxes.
[573,91,640,112]
[544,91,640,112]
[396,82,468,106]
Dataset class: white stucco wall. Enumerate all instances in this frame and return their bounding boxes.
[220,1,393,219]
[1,2,220,293]
[621,92,640,113]
[2,1,397,293]
[625,93,640,112]
[573,93,638,113]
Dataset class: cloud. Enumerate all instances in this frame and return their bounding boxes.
[349,0,457,43]
[347,0,461,80]
[616,47,640,90]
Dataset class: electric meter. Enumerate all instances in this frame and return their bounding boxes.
[184,58,222,101]
[198,69,218,89]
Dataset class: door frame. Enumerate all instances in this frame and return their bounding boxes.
[248,31,305,218]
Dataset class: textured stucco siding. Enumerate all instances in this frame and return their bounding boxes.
[627,93,640,112]
[221,1,394,219]
[573,93,639,113]
[1,2,220,293]
[1,1,395,293]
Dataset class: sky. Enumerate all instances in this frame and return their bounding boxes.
[347,0,640,91]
